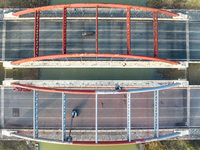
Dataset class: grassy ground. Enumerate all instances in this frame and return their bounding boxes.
[0,0,49,8]
[0,63,4,85]
[147,0,200,9]
[144,140,200,150]
[50,0,149,6]
[0,141,31,150]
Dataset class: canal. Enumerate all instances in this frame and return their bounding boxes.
[39,142,139,150]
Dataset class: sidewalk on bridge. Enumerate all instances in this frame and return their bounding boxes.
[3,80,189,88]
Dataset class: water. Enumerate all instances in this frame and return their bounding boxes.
[50,0,149,6]
[39,68,160,80]
[39,142,139,150]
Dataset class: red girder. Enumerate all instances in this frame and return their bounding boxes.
[96,6,98,54]
[63,7,67,54]
[153,12,158,58]
[13,3,179,17]
[11,53,180,65]
[34,11,40,57]
[127,8,131,55]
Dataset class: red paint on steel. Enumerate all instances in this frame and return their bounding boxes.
[127,8,131,55]
[73,139,146,145]
[153,12,159,58]
[11,53,180,65]
[13,4,179,17]
[96,6,98,54]
[11,83,96,94]
[34,11,40,57]
[63,7,67,54]
[73,141,136,145]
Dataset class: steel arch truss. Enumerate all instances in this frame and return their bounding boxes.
[10,82,181,145]
[11,53,180,65]
[11,3,180,66]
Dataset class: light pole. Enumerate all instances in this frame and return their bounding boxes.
[66,109,78,142]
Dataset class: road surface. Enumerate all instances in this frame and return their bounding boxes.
[1,87,198,129]
[0,19,193,61]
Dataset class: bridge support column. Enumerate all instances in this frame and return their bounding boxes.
[127,93,131,142]
[62,93,66,142]
[63,7,67,54]
[153,12,158,58]
[95,94,98,144]
[33,90,39,138]
[127,8,131,55]
[154,90,159,138]
[34,11,40,57]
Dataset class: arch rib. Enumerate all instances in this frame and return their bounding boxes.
[11,83,180,95]
[8,131,181,145]
[13,3,179,17]
[11,53,180,65]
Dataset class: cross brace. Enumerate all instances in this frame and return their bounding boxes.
[96,6,98,54]
[33,90,39,138]
[63,7,67,54]
[62,93,66,142]
[153,12,158,58]
[154,90,159,138]
[34,11,40,57]
[127,8,131,55]
[127,93,131,142]
[95,94,98,144]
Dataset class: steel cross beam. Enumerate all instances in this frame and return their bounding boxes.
[127,93,131,142]
[127,8,131,55]
[154,90,159,138]
[96,6,98,54]
[33,90,39,138]
[34,11,40,57]
[153,12,158,58]
[95,94,98,144]
[62,93,66,142]
[63,7,67,54]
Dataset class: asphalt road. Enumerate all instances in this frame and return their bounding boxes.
[1,87,195,129]
[0,19,191,61]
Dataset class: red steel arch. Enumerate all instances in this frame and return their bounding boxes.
[11,53,180,65]
[13,3,178,17]
[12,3,180,66]
[12,83,96,94]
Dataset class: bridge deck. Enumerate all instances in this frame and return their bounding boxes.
[1,85,199,129]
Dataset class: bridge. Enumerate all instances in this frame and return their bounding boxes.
[3,3,200,68]
[0,3,200,145]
